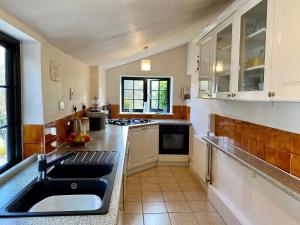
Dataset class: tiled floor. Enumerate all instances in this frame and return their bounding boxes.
[123,166,226,225]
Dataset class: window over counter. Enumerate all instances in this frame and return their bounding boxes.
[121,76,172,114]
[0,31,22,174]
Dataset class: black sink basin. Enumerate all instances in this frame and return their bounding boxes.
[4,179,108,217]
[0,151,119,217]
[47,164,113,179]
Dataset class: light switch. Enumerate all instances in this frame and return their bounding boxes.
[59,100,64,110]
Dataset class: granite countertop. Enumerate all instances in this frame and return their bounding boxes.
[127,119,191,128]
[203,136,300,202]
[0,125,128,225]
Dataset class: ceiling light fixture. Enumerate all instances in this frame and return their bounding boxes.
[141,46,151,71]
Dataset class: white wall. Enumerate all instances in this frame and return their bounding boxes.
[105,45,190,106]
[41,42,92,123]
[21,42,44,124]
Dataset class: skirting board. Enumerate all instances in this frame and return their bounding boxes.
[208,185,245,225]
[189,163,208,192]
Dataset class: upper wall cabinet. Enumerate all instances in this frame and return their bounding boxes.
[233,0,272,101]
[198,32,215,99]
[186,41,199,76]
[214,16,235,99]
[271,0,300,101]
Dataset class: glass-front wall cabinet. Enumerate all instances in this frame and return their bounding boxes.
[238,0,267,92]
[198,33,214,98]
[215,24,233,95]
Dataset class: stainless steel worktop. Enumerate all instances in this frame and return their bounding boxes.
[203,136,300,202]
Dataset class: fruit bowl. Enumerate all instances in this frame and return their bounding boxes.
[67,132,92,146]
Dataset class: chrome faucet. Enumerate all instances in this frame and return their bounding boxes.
[37,152,75,180]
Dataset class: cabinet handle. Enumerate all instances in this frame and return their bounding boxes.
[227,93,232,98]
[231,93,236,97]
[268,92,275,97]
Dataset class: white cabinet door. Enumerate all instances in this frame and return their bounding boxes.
[144,126,158,163]
[271,0,300,101]
[198,32,215,99]
[127,127,145,170]
[214,16,235,100]
[232,0,274,101]
[127,126,158,170]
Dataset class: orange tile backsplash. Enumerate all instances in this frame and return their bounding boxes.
[22,108,88,158]
[110,104,190,120]
[215,115,300,179]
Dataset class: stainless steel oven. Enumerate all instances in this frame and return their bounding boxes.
[159,125,189,155]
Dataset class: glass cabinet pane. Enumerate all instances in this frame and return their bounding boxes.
[239,0,267,92]
[198,35,213,98]
[215,24,232,93]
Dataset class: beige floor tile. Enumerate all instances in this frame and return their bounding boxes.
[126,183,141,192]
[125,192,142,202]
[139,169,157,177]
[188,201,216,213]
[183,191,207,201]
[140,176,159,184]
[160,183,181,192]
[126,176,140,184]
[194,212,226,225]
[156,170,174,177]
[158,176,177,184]
[163,192,186,201]
[123,213,144,225]
[169,213,199,225]
[155,166,171,172]
[165,200,192,213]
[144,213,171,225]
[142,201,167,213]
[124,202,143,213]
[142,192,164,202]
[172,170,193,177]
[175,176,198,183]
[169,167,189,172]
[179,183,203,192]
[141,183,161,192]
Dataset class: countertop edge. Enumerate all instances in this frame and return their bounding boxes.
[203,136,300,202]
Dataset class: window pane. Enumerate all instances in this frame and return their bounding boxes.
[159,99,167,110]
[0,128,7,167]
[134,80,144,89]
[134,100,144,109]
[151,90,158,99]
[124,99,133,110]
[134,90,143,99]
[124,90,133,99]
[151,81,159,90]
[0,88,7,126]
[124,80,133,89]
[159,81,168,90]
[159,90,167,100]
[0,46,6,86]
[151,100,158,109]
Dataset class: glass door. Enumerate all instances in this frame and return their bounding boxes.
[214,20,233,98]
[238,0,267,92]
[198,32,214,99]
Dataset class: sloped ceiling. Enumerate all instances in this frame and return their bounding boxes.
[0,0,232,68]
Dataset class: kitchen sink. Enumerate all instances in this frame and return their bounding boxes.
[47,163,113,179]
[0,151,119,217]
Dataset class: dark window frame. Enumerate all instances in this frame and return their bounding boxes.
[121,76,171,113]
[121,77,146,112]
[0,31,22,174]
[149,78,170,113]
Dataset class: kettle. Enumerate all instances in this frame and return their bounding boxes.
[70,106,83,133]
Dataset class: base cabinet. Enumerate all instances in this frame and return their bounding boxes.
[127,125,158,172]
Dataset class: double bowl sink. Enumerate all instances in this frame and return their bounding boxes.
[0,151,119,217]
